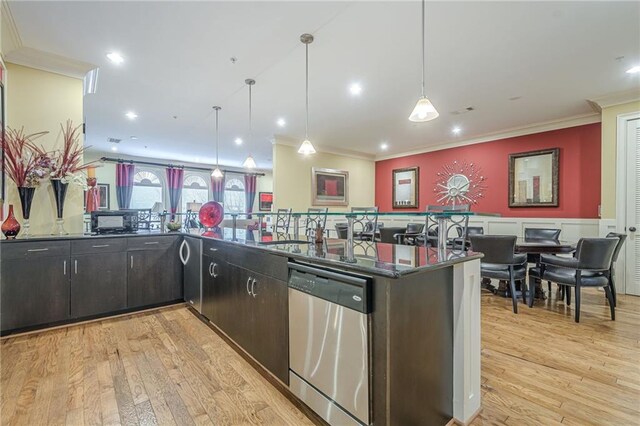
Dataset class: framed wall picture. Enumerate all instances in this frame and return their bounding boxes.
[98,183,110,209]
[508,148,559,207]
[392,166,419,208]
[259,192,273,211]
[311,167,349,206]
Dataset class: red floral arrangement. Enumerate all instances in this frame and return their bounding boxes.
[45,120,96,183]
[1,127,49,187]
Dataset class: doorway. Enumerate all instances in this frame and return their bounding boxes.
[618,114,640,296]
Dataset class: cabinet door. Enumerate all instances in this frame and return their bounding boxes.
[1,256,70,332]
[248,272,289,383]
[71,252,127,318]
[201,254,216,321]
[182,237,202,309]
[128,244,182,308]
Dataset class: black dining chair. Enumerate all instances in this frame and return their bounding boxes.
[379,226,406,244]
[524,227,561,294]
[605,232,627,307]
[470,235,528,314]
[538,237,618,323]
[334,223,348,239]
[394,223,426,245]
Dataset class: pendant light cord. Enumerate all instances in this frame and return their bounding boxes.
[305,42,309,140]
[215,108,219,167]
[421,0,425,98]
[249,84,253,137]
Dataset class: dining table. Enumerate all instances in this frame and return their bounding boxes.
[483,237,577,299]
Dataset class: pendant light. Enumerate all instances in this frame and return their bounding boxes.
[243,79,258,169]
[298,33,316,155]
[409,0,439,122]
[211,106,223,179]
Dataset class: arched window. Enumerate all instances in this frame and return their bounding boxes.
[131,170,164,209]
[224,177,246,214]
[181,174,209,212]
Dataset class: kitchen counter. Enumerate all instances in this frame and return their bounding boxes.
[2,228,482,278]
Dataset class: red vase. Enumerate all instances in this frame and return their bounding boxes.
[2,205,21,239]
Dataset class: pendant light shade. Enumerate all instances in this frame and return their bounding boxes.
[298,139,316,155]
[211,106,223,179]
[298,33,316,155]
[409,97,439,122]
[242,155,257,169]
[409,0,439,123]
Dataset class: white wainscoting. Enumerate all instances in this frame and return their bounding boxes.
[324,216,604,240]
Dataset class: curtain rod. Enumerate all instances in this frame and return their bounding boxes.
[99,157,265,176]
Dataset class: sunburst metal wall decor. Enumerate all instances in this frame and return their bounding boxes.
[434,160,487,207]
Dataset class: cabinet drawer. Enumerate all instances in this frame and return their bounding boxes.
[202,238,226,254]
[226,245,288,281]
[72,238,127,254]
[127,236,179,250]
[1,241,70,260]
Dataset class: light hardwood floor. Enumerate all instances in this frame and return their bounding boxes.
[1,288,639,426]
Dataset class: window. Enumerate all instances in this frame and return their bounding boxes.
[224,177,246,214]
[181,174,209,212]
[131,170,163,209]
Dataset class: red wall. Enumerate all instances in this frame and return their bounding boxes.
[375,123,601,218]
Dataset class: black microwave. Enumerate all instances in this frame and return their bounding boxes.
[91,210,139,234]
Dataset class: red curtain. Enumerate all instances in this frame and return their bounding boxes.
[116,163,135,209]
[244,174,257,219]
[211,172,225,203]
[166,167,184,220]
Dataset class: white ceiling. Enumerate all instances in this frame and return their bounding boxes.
[6,1,640,169]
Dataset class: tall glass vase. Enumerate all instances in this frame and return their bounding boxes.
[17,187,35,237]
[50,179,69,235]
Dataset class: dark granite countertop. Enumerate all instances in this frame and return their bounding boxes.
[1,228,482,278]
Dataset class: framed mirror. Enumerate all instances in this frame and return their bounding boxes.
[509,148,559,207]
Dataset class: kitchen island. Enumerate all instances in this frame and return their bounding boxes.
[0,229,482,425]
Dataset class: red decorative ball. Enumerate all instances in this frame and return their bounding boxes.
[199,201,224,228]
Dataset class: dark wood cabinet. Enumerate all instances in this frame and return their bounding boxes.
[182,237,202,310]
[127,237,182,308]
[1,254,70,332]
[70,252,127,318]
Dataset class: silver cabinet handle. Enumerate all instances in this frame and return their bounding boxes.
[27,248,48,252]
[209,262,214,277]
[184,240,191,263]
[74,259,78,274]
[144,241,159,245]
[63,260,67,275]
[209,247,218,252]
[92,244,110,248]
[251,279,257,298]
[246,277,252,295]
[130,255,134,269]
[179,240,188,265]
[212,263,219,278]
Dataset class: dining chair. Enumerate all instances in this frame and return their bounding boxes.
[274,208,292,234]
[462,226,484,250]
[379,226,406,244]
[394,223,426,245]
[470,235,528,314]
[605,232,627,307]
[305,208,328,237]
[425,204,471,249]
[538,237,618,322]
[350,207,379,241]
[524,227,562,294]
[334,223,348,239]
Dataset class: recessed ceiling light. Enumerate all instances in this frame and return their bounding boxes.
[277,118,286,127]
[106,52,124,64]
[111,146,118,152]
[130,136,138,140]
[349,83,363,96]
[452,126,462,135]
[626,66,640,74]
[125,111,138,120]
[234,137,243,145]
[380,143,389,150]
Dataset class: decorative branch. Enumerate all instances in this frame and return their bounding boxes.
[1,127,49,187]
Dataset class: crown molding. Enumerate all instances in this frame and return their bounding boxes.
[588,89,640,111]
[5,47,95,79]
[273,135,375,162]
[375,112,602,162]
[1,0,23,55]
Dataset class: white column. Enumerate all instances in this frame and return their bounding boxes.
[452,259,482,424]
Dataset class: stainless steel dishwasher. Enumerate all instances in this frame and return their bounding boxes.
[288,262,372,426]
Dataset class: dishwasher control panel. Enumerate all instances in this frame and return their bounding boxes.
[288,262,371,314]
